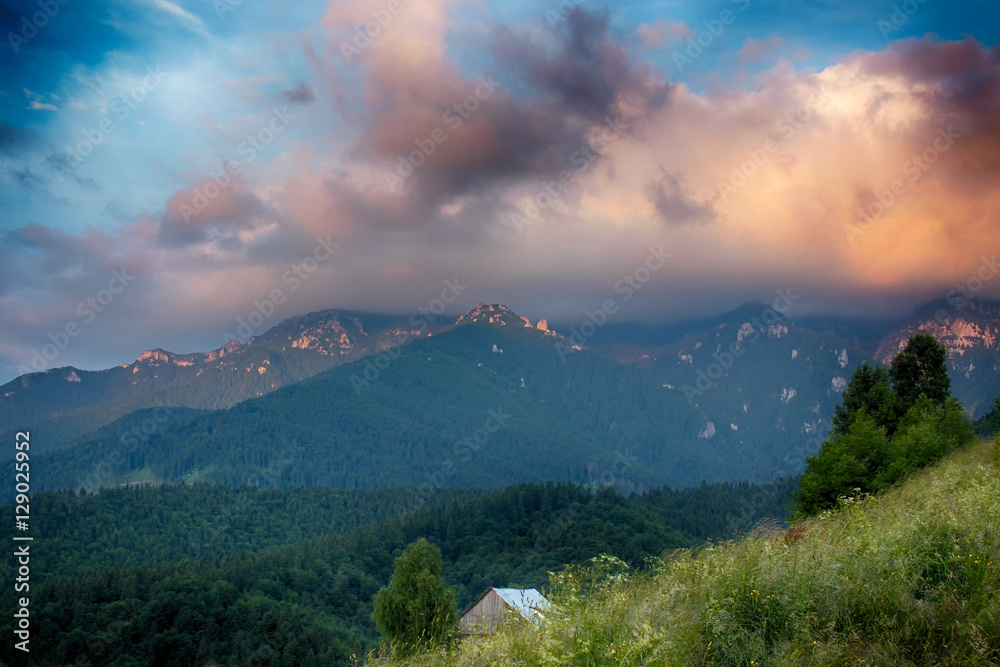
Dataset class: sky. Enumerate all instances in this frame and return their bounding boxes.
[0,0,998,383]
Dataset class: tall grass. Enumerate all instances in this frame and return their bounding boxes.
[372,438,1000,666]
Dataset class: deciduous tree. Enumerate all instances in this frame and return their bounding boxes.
[373,538,456,653]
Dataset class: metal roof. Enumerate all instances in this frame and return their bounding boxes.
[491,588,549,623]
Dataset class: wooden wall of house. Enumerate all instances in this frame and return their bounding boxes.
[459,590,510,635]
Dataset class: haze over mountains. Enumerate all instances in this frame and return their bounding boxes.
[4,297,998,495]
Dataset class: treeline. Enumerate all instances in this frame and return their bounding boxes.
[1,478,795,666]
[25,484,482,577]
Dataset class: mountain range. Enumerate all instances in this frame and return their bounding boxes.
[3,298,999,494]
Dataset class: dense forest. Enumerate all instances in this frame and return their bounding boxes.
[25,320,817,497]
[0,477,795,666]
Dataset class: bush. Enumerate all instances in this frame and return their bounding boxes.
[877,397,975,487]
[796,412,889,515]
[796,397,974,516]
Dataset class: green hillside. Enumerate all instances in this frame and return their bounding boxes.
[0,310,419,450]
[377,438,1000,666]
[27,317,771,494]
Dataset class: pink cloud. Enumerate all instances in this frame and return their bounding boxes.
[737,36,786,65]
[164,175,246,225]
[636,19,693,49]
[5,24,1000,382]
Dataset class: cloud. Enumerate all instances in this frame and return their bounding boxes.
[158,174,282,248]
[646,169,715,225]
[318,4,673,237]
[23,88,58,111]
[2,3,1000,385]
[494,10,672,124]
[636,19,693,49]
[282,82,316,104]
[148,0,211,38]
[0,123,37,153]
[737,36,786,65]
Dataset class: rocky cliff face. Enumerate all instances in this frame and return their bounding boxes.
[456,303,529,327]
[873,301,1000,414]
[876,314,999,370]
[0,310,413,447]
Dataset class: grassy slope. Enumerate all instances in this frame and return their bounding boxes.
[380,438,1000,666]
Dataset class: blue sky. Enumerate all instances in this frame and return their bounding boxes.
[1,0,998,383]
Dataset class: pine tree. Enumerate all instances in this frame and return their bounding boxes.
[831,362,899,436]
[889,331,951,412]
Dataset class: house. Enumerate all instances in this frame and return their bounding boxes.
[458,587,550,636]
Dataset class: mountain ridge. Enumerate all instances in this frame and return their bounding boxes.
[5,297,1000,465]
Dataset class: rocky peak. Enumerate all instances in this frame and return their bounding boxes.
[455,303,532,328]
[279,315,364,357]
[204,340,242,363]
[874,304,1000,373]
[137,349,171,364]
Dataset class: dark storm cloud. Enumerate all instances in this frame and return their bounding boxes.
[499,9,671,122]
[863,38,1000,181]
[350,8,674,231]
[864,38,1000,118]
[647,169,715,225]
[282,82,316,104]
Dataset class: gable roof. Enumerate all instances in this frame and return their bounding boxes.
[491,588,549,622]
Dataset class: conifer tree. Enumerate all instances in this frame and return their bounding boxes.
[889,331,951,412]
